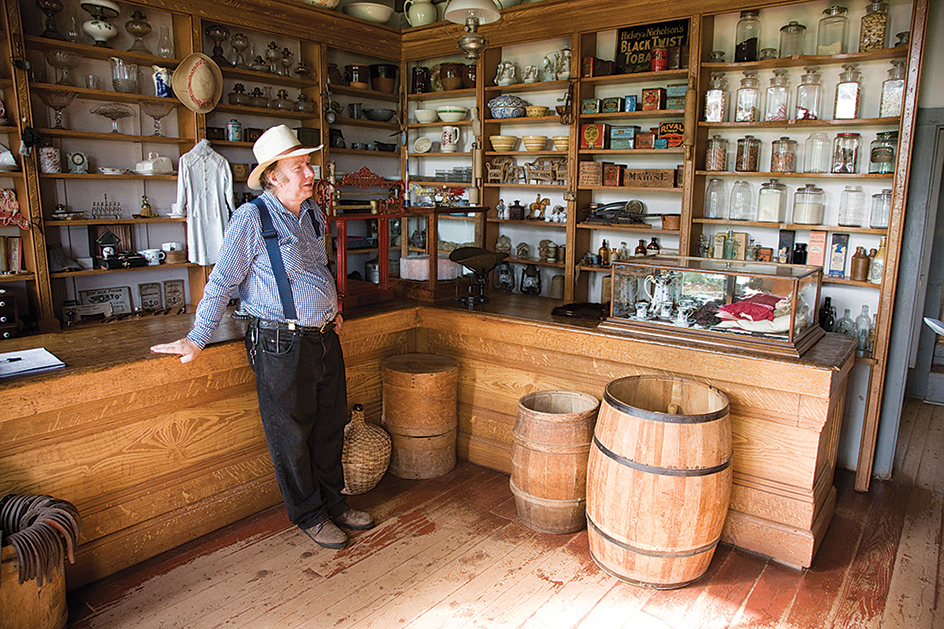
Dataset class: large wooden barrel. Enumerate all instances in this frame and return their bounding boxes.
[510,390,600,534]
[381,353,459,479]
[586,375,732,589]
[0,545,67,629]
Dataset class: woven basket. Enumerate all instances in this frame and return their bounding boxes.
[341,404,392,495]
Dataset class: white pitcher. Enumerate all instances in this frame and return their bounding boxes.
[404,0,437,27]
[441,126,460,153]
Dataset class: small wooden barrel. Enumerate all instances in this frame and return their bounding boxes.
[510,390,600,534]
[381,353,459,479]
[0,545,67,629]
[586,375,732,589]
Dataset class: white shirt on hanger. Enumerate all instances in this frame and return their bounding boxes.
[176,139,234,266]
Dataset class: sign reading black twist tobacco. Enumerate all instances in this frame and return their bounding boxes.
[615,19,689,74]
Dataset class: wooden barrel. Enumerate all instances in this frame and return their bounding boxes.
[586,375,732,589]
[0,545,67,629]
[381,353,459,479]
[510,390,600,534]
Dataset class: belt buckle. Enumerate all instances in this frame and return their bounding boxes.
[319,318,334,334]
[286,320,297,331]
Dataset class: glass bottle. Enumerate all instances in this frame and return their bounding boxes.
[870,131,898,174]
[723,230,736,259]
[804,132,831,173]
[832,133,861,173]
[818,296,832,328]
[880,59,906,117]
[647,238,661,255]
[704,178,728,219]
[834,63,861,119]
[870,236,886,284]
[770,137,797,173]
[698,234,712,258]
[826,305,837,331]
[851,246,871,281]
[855,305,871,354]
[704,73,728,123]
[869,314,877,350]
[838,185,867,226]
[780,20,807,57]
[765,69,790,121]
[793,183,825,224]
[859,1,888,52]
[598,239,610,265]
[735,10,761,62]
[796,66,823,120]
[65,6,81,43]
[735,135,761,172]
[793,243,808,264]
[757,179,788,222]
[836,308,855,335]
[735,71,761,122]
[706,135,728,171]
[730,180,754,221]
[870,188,892,228]
[817,5,849,55]
[157,26,173,59]
[635,239,648,256]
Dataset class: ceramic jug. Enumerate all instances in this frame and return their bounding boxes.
[404,0,437,27]
[441,126,460,152]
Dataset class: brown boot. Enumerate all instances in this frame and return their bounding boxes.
[333,508,375,530]
[301,518,348,549]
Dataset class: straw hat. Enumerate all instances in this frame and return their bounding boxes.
[247,125,323,190]
[171,53,223,114]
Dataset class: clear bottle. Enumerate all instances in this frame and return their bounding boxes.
[765,69,791,121]
[729,180,754,221]
[880,59,906,117]
[817,5,849,55]
[770,136,798,172]
[870,188,892,228]
[869,131,898,174]
[859,1,889,52]
[698,234,712,258]
[834,63,862,119]
[757,179,788,222]
[836,308,855,336]
[780,20,807,57]
[735,10,762,62]
[804,132,831,173]
[838,185,867,226]
[704,178,728,219]
[793,183,825,224]
[796,66,823,120]
[855,305,872,354]
[706,135,728,171]
[735,70,761,122]
[157,26,174,59]
[704,73,728,122]
[870,236,886,284]
[723,230,736,259]
[735,135,761,172]
[832,132,861,173]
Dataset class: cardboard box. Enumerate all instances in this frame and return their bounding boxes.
[580,124,610,149]
[828,233,849,277]
[602,163,623,186]
[582,57,615,77]
[641,87,666,110]
[659,121,684,147]
[578,161,603,186]
[601,97,623,113]
[623,169,675,187]
[757,247,773,262]
[808,230,828,267]
[732,232,749,260]
[713,232,726,259]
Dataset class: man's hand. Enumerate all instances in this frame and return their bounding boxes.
[334,313,343,332]
[150,338,203,363]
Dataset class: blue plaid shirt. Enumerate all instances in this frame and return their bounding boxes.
[187,191,338,348]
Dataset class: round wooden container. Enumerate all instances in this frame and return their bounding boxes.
[381,353,459,479]
[510,390,600,534]
[586,375,732,589]
[0,545,67,629]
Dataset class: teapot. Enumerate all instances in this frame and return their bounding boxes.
[135,152,174,174]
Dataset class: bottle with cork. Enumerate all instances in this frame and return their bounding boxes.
[598,239,610,265]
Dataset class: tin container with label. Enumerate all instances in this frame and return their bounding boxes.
[650,48,668,72]
[226,119,242,142]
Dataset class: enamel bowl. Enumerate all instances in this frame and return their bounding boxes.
[343,2,394,23]
[436,105,468,122]
[414,109,439,123]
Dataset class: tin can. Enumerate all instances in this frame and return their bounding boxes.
[226,119,242,142]
[650,48,668,72]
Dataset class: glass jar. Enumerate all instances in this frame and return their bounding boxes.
[705,135,728,171]
[759,48,778,60]
[757,179,788,222]
[736,10,761,62]
[896,31,910,46]
[729,180,755,221]
[765,69,790,121]
[793,183,825,224]
[796,66,823,120]
[870,131,898,173]
[838,185,867,226]
[817,5,849,55]
[870,188,892,228]
[735,135,761,172]
[770,136,798,172]
[780,20,807,57]
[832,132,861,173]
[735,70,761,122]
[880,59,906,117]
[834,63,861,119]
[859,1,888,52]
[805,132,831,173]
[704,72,728,122]
[704,178,727,219]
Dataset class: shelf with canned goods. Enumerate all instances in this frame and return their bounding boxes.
[579,147,685,156]
[581,108,686,122]
[579,68,690,89]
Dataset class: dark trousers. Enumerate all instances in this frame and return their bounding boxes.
[245,325,349,528]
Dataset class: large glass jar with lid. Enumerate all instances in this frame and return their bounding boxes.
[705,135,728,171]
[735,135,761,171]
[795,66,823,120]
[765,69,791,121]
[770,136,797,172]
[735,71,761,122]
[838,185,867,226]
[704,178,728,219]
[817,5,849,54]
[780,21,807,57]
[729,180,755,220]
[833,63,861,119]
[859,1,888,52]
[804,132,831,172]
[735,10,761,62]
[832,132,861,173]
[793,183,825,224]
[870,131,898,173]
[757,179,788,222]
[870,188,892,228]
[704,72,728,122]
[880,59,906,117]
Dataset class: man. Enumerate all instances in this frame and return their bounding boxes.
[151,125,373,549]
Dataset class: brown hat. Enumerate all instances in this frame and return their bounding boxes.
[172,53,223,114]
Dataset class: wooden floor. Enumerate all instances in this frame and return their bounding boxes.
[67,397,944,629]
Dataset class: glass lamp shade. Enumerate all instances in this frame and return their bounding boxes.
[444,0,501,25]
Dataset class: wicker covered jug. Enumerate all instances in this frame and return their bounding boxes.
[341,404,392,495]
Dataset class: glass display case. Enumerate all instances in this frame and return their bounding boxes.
[601,256,824,357]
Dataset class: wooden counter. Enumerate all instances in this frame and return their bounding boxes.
[0,296,853,588]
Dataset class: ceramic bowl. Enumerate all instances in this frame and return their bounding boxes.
[488,94,527,119]
[343,2,394,23]
[436,105,468,122]
[522,135,547,152]
[552,135,570,151]
[362,108,396,122]
[490,106,526,119]
[489,135,517,152]
[414,109,439,123]
[413,137,432,153]
[525,105,549,117]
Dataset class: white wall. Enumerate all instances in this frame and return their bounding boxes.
[918,0,944,108]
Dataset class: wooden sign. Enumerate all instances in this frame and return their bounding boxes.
[138,282,163,310]
[616,19,689,74]
[623,169,675,188]
[79,286,133,314]
[163,280,185,309]
[578,161,603,187]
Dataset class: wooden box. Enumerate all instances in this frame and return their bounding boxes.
[578,161,603,187]
[623,169,675,188]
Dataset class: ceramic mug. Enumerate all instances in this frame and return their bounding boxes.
[161,242,184,252]
[441,125,459,153]
[139,249,165,265]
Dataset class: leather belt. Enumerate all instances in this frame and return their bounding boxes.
[250,317,336,334]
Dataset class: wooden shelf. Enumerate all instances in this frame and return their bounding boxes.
[408,120,473,128]
[331,117,399,130]
[580,109,686,121]
[486,218,565,227]
[693,218,888,234]
[0,273,35,283]
[329,84,399,102]
[577,264,613,273]
[408,88,477,101]
[823,276,882,288]
[213,103,317,120]
[220,66,316,90]
[483,183,568,190]
[485,150,568,157]
[50,262,198,279]
[408,180,473,186]
[579,68,690,87]
[24,35,181,67]
[578,185,681,192]
[695,170,894,179]
[577,222,679,234]
[46,217,186,226]
[39,128,193,144]
[40,173,178,181]
[484,79,571,95]
[484,115,565,125]
[504,256,565,268]
[579,147,685,155]
[701,47,907,72]
[329,148,399,157]
[31,83,180,106]
[699,117,901,130]
[408,151,473,157]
